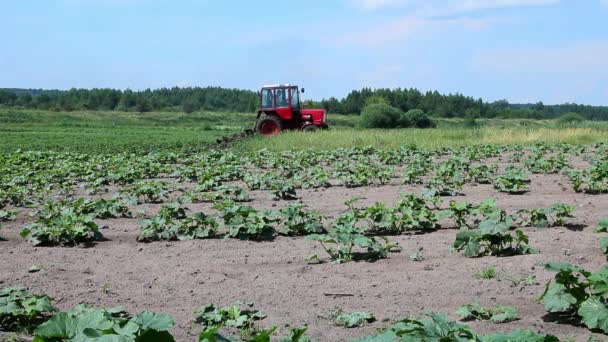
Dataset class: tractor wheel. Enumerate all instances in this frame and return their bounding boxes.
[255,115,282,136]
[302,124,318,132]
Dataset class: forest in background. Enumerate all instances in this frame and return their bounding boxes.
[1,86,607,120]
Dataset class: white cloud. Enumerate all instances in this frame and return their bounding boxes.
[351,0,560,15]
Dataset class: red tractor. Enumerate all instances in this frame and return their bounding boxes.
[255,84,328,136]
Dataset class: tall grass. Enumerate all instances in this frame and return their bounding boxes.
[1,108,607,153]
[234,127,608,152]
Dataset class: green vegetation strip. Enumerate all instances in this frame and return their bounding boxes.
[235,127,608,152]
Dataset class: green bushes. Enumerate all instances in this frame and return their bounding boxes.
[556,112,584,126]
[361,104,434,129]
[360,103,401,128]
[399,109,436,128]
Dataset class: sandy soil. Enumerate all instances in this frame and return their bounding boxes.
[1,165,608,341]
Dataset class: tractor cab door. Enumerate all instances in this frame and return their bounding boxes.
[290,87,301,120]
[261,88,274,109]
[274,87,293,121]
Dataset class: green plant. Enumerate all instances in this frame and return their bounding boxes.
[20,209,101,247]
[335,312,376,328]
[306,224,399,263]
[402,160,428,184]
[596,218,608,233]
[538,262,608,333]
[475,267,498,280]
[0,287,57,332]
[494,167,530,194]
[243,172,277,191]
[185,185,251,203]
[138,212,218,242]
[335,163,393,188]
[33,305,175,341]
[518,203,575,228]
[393,194,440,232]
[482,330,560,342]
[444,199,513,231]
[0,209,17,221]
[409,247,426,262]
[456,303,518,323]
[595,218,608,256]
[194,303,274,341]
[295,167,331,189]
[120,180,171,203]
[357,312,477,341]
[273,203,325,236]
[271,182,297,200]
[193,303,266,330]
[524,153,568,174]
[138,203,217,242]
[220,204,276,240]
[568,160,608,194]
[34,199,131,221]
[452,228,537,257]
[468,164,497,184]
[356,312,559,341]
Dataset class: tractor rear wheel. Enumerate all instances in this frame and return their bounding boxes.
[255,115,282,136]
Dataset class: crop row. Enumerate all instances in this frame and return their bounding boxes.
[5,193,607,267]
[4,275,603,342]
[1,143,607,212]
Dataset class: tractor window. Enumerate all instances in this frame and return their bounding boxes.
[262,89,274,108]
[290,88,300,108]
[276,88,288,108]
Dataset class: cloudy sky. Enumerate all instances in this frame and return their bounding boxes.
[1,0,607,104]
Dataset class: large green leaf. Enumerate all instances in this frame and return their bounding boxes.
[589,267,608,297]
[541,283,577,312]
[578,296,608,333]
[481,329,560,342]
[543,261,584,273]
[131,311,174,331]
[34,312,79,338]
[335,312,375,328]
[595,218,608,232]
[600,236,608,255]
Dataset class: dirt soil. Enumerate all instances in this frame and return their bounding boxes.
[1,168,608,341]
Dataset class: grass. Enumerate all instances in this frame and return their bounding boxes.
[0,108,251,153]
[1,108,607,153]
[233,127,608,152]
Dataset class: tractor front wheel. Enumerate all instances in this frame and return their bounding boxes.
[255,115,282,136]
[302,124,318,132]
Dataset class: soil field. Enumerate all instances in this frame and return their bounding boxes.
[1,146,608,341]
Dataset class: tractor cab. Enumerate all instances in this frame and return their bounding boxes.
[255,84,327,135]
[260,85,302,121]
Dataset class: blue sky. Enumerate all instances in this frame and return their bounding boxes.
[1,0,607,105]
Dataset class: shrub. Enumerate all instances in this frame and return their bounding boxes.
[557,112,584,125]
[399,109,436,128]
[360,103,401,128]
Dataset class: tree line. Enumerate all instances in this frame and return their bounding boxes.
[320,88,608,120]
[0,87,258,114]
[1,86,607,120]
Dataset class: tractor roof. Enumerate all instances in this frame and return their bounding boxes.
[262,84,297,89]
